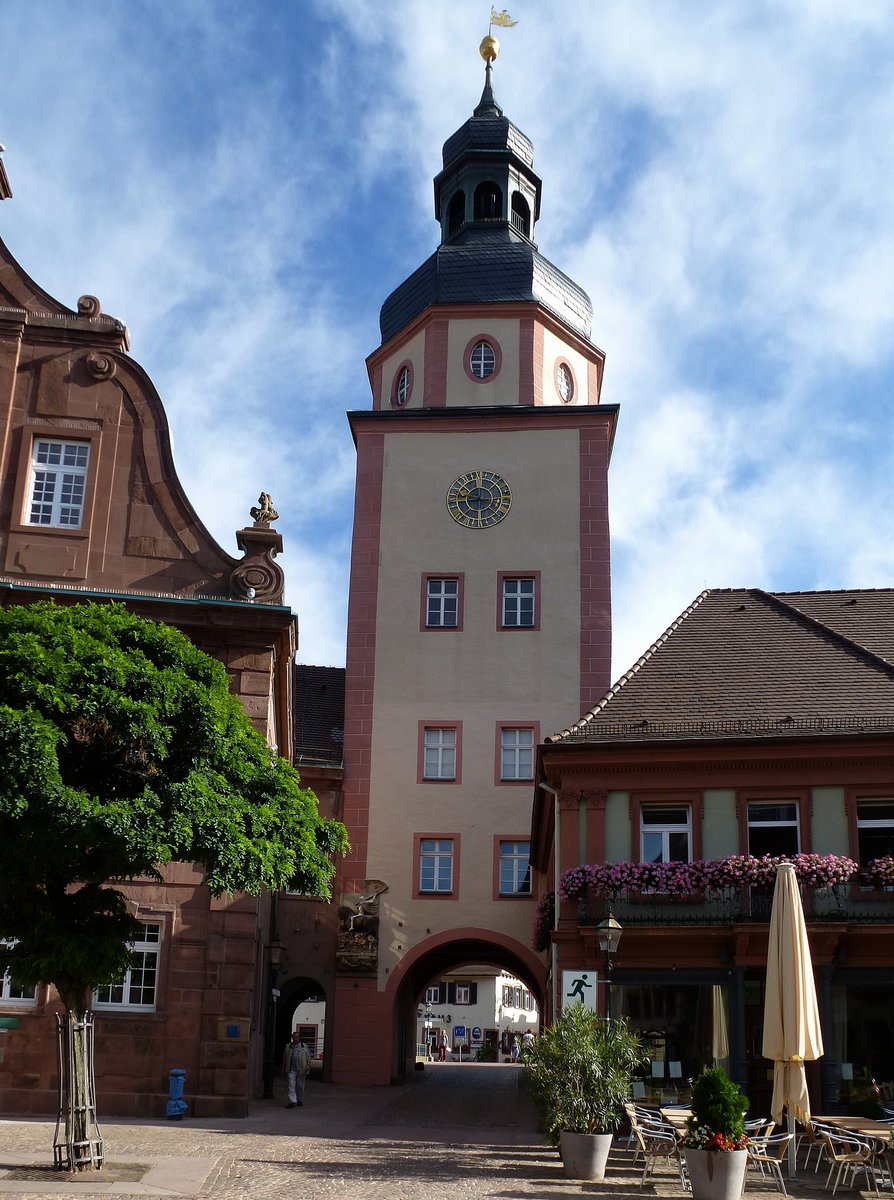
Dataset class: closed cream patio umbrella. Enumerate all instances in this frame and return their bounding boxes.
[762,861,824,1177]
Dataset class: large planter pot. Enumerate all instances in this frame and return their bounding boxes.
[683,1148,748,1200]
[559,1131,614,1181]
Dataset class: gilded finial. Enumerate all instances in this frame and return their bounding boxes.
[480,34,499,62]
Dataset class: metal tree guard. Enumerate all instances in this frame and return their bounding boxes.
[53,1011,103,1171]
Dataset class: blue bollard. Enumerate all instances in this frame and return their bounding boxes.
[166,1068,188,1119]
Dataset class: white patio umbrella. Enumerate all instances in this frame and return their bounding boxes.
[762,861,824,1177]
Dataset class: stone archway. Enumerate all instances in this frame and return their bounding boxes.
[386,929,547,1082]
[275,975,329,1078]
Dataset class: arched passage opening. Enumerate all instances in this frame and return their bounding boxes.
[275,975,329,1079]
[386,929,546,1083]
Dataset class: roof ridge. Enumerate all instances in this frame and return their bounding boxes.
[546,588,716,742]
[758,588,894,680]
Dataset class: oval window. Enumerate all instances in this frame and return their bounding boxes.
[557,362,574,403]
[395,365,411,406]
[469,340,496,379]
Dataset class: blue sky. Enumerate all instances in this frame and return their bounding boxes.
[2,1,894,690]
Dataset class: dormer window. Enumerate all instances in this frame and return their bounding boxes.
[473,181,502,222]
[447,191,465,237]
[510,193,530,237]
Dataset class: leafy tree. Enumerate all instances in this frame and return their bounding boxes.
[0,601,348,1167]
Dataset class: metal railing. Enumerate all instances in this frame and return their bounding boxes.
[577,884,894,926]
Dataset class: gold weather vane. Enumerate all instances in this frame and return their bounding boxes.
[489,8,518,29]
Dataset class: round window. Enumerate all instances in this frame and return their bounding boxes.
[469,340,496,379]
[557,362,574,403]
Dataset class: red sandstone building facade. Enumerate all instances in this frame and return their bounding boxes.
[0,207,296,1115]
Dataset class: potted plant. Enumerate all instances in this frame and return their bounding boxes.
[524,1003,646,1181]
[682,1066,750,1200]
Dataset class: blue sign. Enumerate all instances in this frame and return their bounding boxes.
[454,1025,466,1038]
[472,1026,482,1040]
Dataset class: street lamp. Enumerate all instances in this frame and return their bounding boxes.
[596,912,622,1021]
[262,939,287,1099]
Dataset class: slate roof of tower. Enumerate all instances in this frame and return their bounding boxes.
[379,238,594,344]
[549,588,894,745]
[441,111,535,168]
[293,664,345,766]
[440,62,535,168]
[379,63,593,345]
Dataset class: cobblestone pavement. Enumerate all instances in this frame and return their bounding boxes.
[0,1064,878,1199]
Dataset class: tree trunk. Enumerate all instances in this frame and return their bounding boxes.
[53,993,103,1172]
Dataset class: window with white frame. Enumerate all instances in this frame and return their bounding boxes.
[419,839,454,893]
[455,984,471,1004]
[27,439,90,529]
[640,806,691,864]
[425,984,439,1004]
[500,728,534,780]
[395,366,411,406]
[0,942,36,1006]
[502,984,514,1006]
[94,921,161,1010]
[499,840,532,895]
[501,577,535,628]
[469,340,496,379]
[748,801,800,858]
[857,800,894,884]
[426,578,458,628]
[423,727,456,780]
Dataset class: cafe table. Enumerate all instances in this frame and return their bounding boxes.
[812,1115,893,1136]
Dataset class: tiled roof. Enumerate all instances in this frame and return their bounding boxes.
[293,664,345,765]
[379,237,593,344]
[550,588,894,744]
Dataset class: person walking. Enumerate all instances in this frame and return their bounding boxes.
[437,1029,449,1062]
[282,1030,311,1108]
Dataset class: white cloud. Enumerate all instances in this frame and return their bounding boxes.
[4,0,894,686]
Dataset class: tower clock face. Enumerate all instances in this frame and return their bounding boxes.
[446,470,512,529]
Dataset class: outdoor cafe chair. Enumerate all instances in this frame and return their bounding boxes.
[797,1119,835,1174]
[745,1132,793,1196]
[854,1133,894,1193]
[625,1103,676,1163]
[821,1129,878,1196]
[631,1121,691,1192]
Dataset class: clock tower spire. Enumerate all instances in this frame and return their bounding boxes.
[332,45,617,1085]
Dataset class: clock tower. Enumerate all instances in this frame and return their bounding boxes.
[332,43,618,1084]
